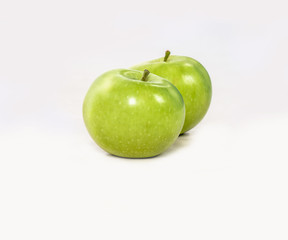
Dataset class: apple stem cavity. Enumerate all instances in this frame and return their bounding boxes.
[141,69,150,81]
[164,50,171,62]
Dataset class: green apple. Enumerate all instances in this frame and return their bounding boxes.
[83,69,185,158]
[131,51,212,133]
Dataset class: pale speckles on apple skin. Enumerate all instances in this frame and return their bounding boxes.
[131,55,212,133]
[83,69,185,158]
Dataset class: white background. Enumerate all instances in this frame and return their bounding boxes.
[1,0,288,239]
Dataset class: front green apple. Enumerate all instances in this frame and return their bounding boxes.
[83,69,185,158]
[131,51,212,133]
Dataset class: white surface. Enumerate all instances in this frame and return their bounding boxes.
[1,0,288,239]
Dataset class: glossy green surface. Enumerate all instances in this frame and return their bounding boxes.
[132,55,212,133]
[83,69,185,158]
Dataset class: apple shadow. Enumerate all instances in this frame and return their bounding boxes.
[105,131,193,160]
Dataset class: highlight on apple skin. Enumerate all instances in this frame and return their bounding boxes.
[83,69,185,158]
[132,51,212,134]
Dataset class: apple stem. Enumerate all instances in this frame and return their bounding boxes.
[141,69,150,81]
[164,50,171,62]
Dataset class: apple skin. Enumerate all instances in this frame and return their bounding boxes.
[83,69,185,158]
[131,54,212,133]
